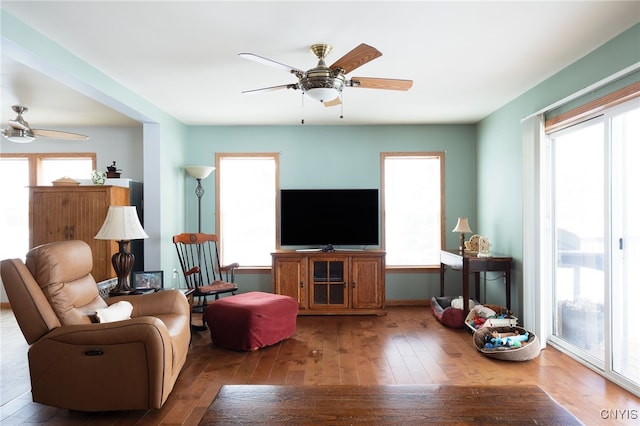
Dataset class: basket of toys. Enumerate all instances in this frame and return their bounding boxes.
[473,325,540,361]
[465,303,518,332]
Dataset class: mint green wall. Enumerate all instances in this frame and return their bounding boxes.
[185,124,476,299]
[477,23,640,317]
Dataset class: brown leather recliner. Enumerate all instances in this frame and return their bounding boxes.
[0,240,191,411]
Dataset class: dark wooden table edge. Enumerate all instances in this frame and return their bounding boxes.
[199,384,584,425]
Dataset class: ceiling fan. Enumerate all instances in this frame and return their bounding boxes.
[2,105,89,143]
[239,43,413,107]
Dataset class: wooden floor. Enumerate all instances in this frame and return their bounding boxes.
[1,306,639,425]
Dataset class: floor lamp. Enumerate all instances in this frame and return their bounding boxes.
[95,205,149,295]
[185,166,215,233]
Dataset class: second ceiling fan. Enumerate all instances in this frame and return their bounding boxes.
[239,43,413,107]
[2,105,89,143]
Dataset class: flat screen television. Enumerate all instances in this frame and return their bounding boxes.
[280,189,379,249]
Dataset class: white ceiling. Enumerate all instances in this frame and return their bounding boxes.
[1,1,639,128]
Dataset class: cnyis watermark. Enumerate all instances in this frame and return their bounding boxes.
[600,409,638,420]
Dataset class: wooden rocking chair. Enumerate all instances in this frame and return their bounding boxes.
[173,233,239,330]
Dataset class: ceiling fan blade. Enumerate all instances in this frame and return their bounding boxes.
[350,77,413,91]
[239,53,305,76]
[330,43,382,75]
[242,84,299,94]
[32,129,89,140]
[8,119,29,131]
[323,97,342,107]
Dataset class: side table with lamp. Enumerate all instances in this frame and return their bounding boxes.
[441,217,512,315]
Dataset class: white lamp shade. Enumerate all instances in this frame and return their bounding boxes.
[452,217,472,233]
[95,206,148,240]
[185,165,215,180]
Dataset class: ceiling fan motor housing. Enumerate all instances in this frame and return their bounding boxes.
[300,62,345,102]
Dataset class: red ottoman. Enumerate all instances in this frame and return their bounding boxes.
[204,292,298,351]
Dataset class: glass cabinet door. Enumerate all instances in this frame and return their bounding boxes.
[311,259,348,308]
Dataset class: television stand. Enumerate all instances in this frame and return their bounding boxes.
[271,250,386,315]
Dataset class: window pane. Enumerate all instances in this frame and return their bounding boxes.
[219,155,277,267]
[551,121,605,363]
[39,157,93,185]
[611,106,640,386]
[0,158,30,260]
[384,155,442,266]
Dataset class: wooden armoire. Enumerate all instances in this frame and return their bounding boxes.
[29,185,131,282]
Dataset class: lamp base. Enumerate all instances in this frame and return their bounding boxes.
[458,233,466,254]
[110,240,135,295]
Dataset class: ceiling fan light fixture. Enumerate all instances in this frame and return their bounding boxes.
[4,128,36,143]
[304,87,340,103]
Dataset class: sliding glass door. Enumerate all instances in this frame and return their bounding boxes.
[547,99,639,393]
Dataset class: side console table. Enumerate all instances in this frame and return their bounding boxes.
[440,249,513,315]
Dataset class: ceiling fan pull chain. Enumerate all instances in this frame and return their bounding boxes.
[301,93,305,124]
[340,92,344,119]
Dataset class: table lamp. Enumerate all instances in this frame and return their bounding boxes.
[95,206,148,295]
[184,165,215,233]
[452,217,472,253]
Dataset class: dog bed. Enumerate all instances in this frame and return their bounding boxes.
[473,325,541,361]
[431,296,478,329]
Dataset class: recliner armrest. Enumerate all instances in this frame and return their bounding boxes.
[107,289,190,318]
[40,316,172,346]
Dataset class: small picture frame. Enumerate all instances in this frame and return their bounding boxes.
[132,271,163,291]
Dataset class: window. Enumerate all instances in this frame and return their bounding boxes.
[216,153,279,268]
[0,157,30,261]
[38,157,94,185]
[381,152,444,267]
[0,153,96,260]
